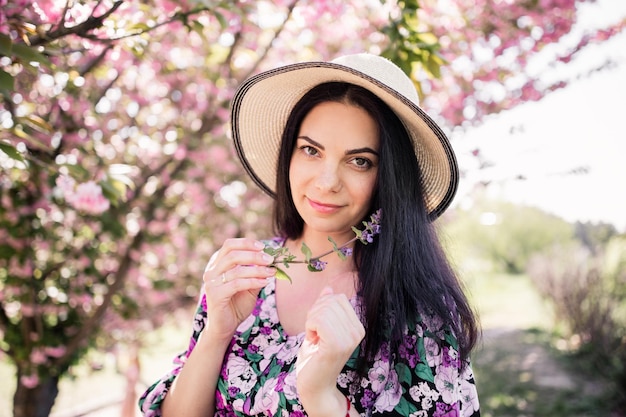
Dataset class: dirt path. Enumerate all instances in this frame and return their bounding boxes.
[474,327,609,416]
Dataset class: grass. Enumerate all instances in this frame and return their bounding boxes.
[473,328,613,417]
[467,271,613,417]
[0,272,617,416]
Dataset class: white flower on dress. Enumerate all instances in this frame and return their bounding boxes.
[249,376,280,414]
[424,337,441,368]
[373,367,401,412]
[282,371,298,401]
[368,358,391,392]
[460,373,480,415]
[228,355,258,393]
[238,313,256,333]
[434,363,459,404]
[258,343,282,371]
[193,312,205,332]
[260,292,277,321]
[276,337,301,363]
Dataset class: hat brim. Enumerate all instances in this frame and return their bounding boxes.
[231,61,458,219]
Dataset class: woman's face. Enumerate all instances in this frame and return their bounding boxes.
[289,101,379,238]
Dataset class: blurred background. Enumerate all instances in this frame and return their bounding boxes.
[1,1,625,416]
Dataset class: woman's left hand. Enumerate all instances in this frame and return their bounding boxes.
[295,287,365,416]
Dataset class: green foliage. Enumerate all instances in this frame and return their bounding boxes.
[527,236,626,410]
[473,328,615,417]
[445,198,576,274]
[381,0,445,98]
[574,220,620,253]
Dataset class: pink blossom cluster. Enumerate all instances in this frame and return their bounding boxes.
[0,0,32,33]
[20,345,67,388]
[415,0,623,127]
[55,175,110,215]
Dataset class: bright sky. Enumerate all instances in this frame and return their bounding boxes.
[453,0,626,231]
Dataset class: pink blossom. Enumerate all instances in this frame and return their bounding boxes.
[70,181,110,215]
[30,349,47,365]
[44,346,66,358]
[173,145,187,160]
[9,258,32,277]
[20,374,39,389]
[55,174,76,200]
[21,303,35,317]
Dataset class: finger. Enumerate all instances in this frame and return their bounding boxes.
[205,238,268,271]
[204,241,274,286]
[204,272,227,286]
[224,265,276,281]
[229,277,270,292]
[205,266,275,291]
[220,237,266,252]
[304,288,335,342]
[206,276,269,297]
[306,294,363,345]
[211,249,274,274]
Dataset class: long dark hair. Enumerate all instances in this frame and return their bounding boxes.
[274,82,479,368]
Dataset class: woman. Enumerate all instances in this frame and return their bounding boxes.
[139,53,480,416]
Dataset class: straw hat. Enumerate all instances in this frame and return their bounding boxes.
[230,53,458,218]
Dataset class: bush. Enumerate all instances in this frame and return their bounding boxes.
[443,199,575,274]
[527,237,626,410]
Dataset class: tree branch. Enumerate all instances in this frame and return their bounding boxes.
[57,158,189,366]
[30,3,211,47]
[78,44,114,77]
[238,0,300,82]
[29,1,124,46]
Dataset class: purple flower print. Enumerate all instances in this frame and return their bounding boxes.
[399,344,419,368]
[433,401,460,417]
[442,346,461,369]
[360,388,376,408]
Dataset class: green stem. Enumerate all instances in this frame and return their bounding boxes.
[276,236,358,265]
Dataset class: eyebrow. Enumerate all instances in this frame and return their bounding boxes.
[297,136,379,156]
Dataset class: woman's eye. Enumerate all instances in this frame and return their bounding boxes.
[301,146,319,156]
[351,157,372,169]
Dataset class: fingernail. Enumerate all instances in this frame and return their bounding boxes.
[262,253,274,263]
[254,241,265,249]
[265,267,275,274]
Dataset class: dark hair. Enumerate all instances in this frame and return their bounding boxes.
[274,82,479,369]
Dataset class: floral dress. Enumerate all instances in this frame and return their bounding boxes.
[139,274,480,417]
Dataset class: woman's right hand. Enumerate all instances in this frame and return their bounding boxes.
[202,238,275,342]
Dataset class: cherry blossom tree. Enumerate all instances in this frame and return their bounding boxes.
[0,0,623,416]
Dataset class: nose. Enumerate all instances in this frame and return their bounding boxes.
[314,163,341,193]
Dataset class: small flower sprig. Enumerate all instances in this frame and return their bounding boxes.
[264,209,382,282]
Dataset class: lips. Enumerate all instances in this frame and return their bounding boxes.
[307,197,342,214]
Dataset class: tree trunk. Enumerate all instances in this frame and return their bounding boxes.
[13,370,59,417]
